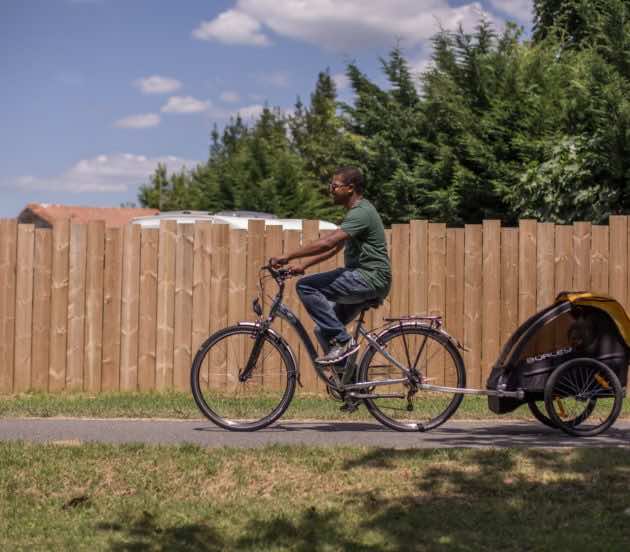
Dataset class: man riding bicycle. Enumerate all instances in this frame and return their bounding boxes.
[271,166,391,365]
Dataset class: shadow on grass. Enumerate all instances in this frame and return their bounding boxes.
[97,448,630,551]
[97,511,225,552]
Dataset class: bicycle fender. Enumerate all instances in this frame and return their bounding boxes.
[237,322,301,384]
[374,322,465,353]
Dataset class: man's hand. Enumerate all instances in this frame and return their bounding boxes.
[287,262,306,275]
[269,256,289,268]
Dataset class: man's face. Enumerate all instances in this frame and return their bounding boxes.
[329,177,353,204]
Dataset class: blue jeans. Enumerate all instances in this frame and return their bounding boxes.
[296,268,382,348]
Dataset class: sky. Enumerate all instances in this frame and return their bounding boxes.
[0,0,534,218]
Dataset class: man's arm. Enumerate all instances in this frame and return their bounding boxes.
[270,228,349,272]
[300,241,344,270]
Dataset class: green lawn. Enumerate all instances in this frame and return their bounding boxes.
[2,442,630,550]
[1,391,628,423]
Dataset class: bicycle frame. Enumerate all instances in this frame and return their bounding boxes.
[246,276,412,393]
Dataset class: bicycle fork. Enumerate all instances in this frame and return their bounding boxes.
[238,324,267,382]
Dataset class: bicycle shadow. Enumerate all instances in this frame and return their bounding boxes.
[193,421,387,433]
[192,420,630,446]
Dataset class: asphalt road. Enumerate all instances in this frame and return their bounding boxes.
[1,418,629,448]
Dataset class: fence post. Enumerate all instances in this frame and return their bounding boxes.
[32,227,52,391]
[14,224,35,392]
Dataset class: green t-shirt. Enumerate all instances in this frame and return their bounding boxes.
[340,198,391,296]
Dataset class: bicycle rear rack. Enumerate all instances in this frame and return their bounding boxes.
[383,315,443,328]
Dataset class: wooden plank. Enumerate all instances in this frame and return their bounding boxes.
[609,215,627,308]
[283,230,303,386]
[241,220,265,388]
[49,220,70,392]
[481,220,500,382]
[409,220,428,316]
[534,222,555,353]
[120,223,141,391]
[299,220,320,393]
[573,222,591,292]
[536,222,555,309]
[14,224,35,392]
[554,225,574,295]
[102,227,123,391]
[445,228,464,386]
[518,220,537,324]
[66,222,87,391]
[590,225,609,294]
[32,228,52,391]
[0,220,17,393]
[173,223,194,391]
[192,223,212,389]
[227,228,247,391]
[155,220,177,390]
[208,224,230,390]
[138,228,159,391]
[500,228,519,349]
[427,223,446,385]
[464,225,482,389]
[373,229,392,328]
[264,224,284,390]
[84,220,105,392]
[390,224,410,317]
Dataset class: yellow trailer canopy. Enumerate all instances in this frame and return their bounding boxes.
[555,292,630,347]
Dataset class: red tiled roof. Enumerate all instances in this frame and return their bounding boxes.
[19,203,160,227]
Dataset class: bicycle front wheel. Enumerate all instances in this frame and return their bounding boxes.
[358,325,465,431]
[191,325,297,431]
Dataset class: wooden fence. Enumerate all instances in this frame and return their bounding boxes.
[0,216,627,394]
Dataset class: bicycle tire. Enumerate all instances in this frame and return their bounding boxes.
[191,324,297,431]
[544,358,623,437]
[528,397,597,429]
[358,325,466,431]
[527,400,557,429]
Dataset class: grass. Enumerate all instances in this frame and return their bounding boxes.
[1,391,629,422]
[1,442,630,550]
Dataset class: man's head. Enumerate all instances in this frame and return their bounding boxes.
[329,167,364,206]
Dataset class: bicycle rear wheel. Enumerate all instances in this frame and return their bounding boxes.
[358,325,465,431]
[191,325,297,431]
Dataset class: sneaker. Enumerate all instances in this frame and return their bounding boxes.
[316,338,359,364]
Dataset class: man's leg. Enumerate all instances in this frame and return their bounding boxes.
[297,269,379,362]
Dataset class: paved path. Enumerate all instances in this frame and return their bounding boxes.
[1,418,629,448]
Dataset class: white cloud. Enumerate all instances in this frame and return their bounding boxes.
[409,54,434,77]
[235,104,265,119]
[114,113,161,129]
[133,75,182,94]
[161,96,210,114]
[220,90,241,103]
[11,153,200,193]
[192,9,270,46]
[204,103,267,122]
[332,72,350,92]
[487,0,532,22]
[258,71,290,87]
[196,1,494,52]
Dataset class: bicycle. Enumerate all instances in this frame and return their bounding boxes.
[190,263,467,432]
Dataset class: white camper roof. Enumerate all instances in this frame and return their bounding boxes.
[130,210,338,231]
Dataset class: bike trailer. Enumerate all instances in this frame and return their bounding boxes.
[486,292,630,414]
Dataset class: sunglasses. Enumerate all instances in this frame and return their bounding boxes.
[329,181,352,191]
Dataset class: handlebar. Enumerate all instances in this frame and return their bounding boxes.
[261,262,295,283]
